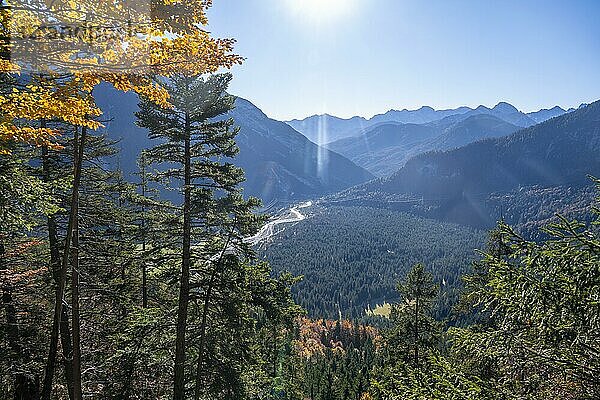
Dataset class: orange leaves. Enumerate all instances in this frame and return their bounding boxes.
[294,317,381,359]
[0,239,46,286]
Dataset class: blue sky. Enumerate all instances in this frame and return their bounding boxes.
[207,0,600,120]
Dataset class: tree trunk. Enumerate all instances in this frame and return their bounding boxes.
[42,142,76,400]
[140,154,148,308]
[41,125,87,400]
[71,126,83,400]
[173,112,192,400]
[193,272,213,400]
[414,296,419,368]
[193,235,231,400]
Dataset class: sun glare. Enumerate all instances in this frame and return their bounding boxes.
[286,0,357,24]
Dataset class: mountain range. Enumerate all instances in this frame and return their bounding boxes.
[326,113,522,176]
[287,101,580,146]
[93,85,598,219]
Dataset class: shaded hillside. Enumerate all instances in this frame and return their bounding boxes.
[347,101,600,229]
[94,84,373,203]
[230,99,374,202]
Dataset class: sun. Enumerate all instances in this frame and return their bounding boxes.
[286,0,357,24]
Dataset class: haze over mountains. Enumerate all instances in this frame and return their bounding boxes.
[326,114,522,176]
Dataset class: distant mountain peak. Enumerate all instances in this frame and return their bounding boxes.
[493,102,519,113]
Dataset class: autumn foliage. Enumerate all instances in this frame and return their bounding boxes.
[294,317,380,359]
[0,0,243,152]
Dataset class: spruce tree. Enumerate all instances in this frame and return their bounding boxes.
[136,73,266,399]
[388,263,440,368]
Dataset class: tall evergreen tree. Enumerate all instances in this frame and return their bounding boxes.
[136,73,268,399]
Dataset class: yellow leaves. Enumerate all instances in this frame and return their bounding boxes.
[0,79,102,153]
[4,0,240,76]
[1,0,243,151]
[0,85,101,128]
[0,59,20,74]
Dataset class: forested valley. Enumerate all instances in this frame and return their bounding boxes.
[2,1,600,400]
[260,205,484,320]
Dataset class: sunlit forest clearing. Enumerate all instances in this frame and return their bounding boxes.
[1,1,599,399]
[366,303,392,318]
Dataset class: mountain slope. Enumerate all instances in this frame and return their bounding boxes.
[422,114,520,151]
[325,123,439,177]
[94,84,374,203]
[229,99,374,202]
